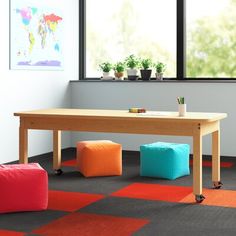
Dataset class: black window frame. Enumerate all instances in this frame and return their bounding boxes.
[79,0,236,81]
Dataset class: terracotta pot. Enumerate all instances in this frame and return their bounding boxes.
[115,72,124,80]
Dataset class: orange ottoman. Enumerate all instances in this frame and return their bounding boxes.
[76,140,122,177]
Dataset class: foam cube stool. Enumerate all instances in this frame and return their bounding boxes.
[76,140,122,177]
[140,142,190,180]
[0,163,48,214]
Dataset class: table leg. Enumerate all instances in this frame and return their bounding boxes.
[19,125,28,164]
[53,130,62,175]
[212,128,222,189]
[193,125,204,202]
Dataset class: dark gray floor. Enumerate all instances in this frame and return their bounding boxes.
[2,148,236,235]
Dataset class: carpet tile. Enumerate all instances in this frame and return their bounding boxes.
[189,159,234,168]
[48,190,105,212]
[111,183,193,202]
[61,159,76,167]
[79,196,236,236]
[32,212,149,236]
[2,149,236,236]
[181,188,236,208]
[63,158,235,168]
[0,210,67,233]
[0,230,25,236]
[79,196,179,220]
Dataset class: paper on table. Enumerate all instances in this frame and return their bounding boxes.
[137,111,171,116]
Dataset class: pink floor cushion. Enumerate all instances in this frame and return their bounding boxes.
[0,163,48,214]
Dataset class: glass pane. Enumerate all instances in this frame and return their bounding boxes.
[86,0,176,78]
[186,0,236,78]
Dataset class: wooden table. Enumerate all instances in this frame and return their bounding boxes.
[14,109,227,202]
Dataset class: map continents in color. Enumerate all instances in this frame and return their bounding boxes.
[11,0,63,70]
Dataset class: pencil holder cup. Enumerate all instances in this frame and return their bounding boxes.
[178,104,186,117]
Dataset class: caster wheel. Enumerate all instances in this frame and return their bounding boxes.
[54,169,63,176]
[213,181,223,189]
[195,194,205,203]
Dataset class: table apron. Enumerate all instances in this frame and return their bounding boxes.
[20,117,219,136]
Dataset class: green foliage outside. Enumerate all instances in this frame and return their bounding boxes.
[187,0,236,78]
[87,0,175,77]
[88,0,236,78]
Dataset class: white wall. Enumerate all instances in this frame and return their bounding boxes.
[0,0,78,164]
[71,81,235,157]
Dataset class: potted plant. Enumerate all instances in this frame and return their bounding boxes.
[125,54,139,80]
[99,62,113,80]
[155,62,166,80]
[113,61,126,80]
[140,58,153,80]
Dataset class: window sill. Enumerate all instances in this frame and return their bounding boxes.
[70,79,236,83]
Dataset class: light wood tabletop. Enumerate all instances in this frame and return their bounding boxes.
[14,108,227,122]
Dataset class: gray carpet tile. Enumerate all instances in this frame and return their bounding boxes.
[0,210,68,232]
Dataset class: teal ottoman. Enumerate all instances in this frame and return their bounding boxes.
[140,142,190,180]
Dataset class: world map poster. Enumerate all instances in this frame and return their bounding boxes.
[10,0,64,70]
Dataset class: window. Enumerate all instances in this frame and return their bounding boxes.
[83,0,176,79]
[80,0,236,80]
[186,0,236,78]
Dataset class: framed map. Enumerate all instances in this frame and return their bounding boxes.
[10,0,64,70]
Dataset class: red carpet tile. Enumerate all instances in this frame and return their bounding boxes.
[0,230,25,236]
[180,188,236,208]
[61,159,76,167]
[111,183,193,202]
[189,159,234,168]
[33,212,149,236]
[48,190,105,212]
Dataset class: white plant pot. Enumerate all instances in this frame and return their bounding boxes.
[101,72,113,80]
[178,104,187,117]
[127,69,138,80]
[103,72,110,78]
[127,69,138,76]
